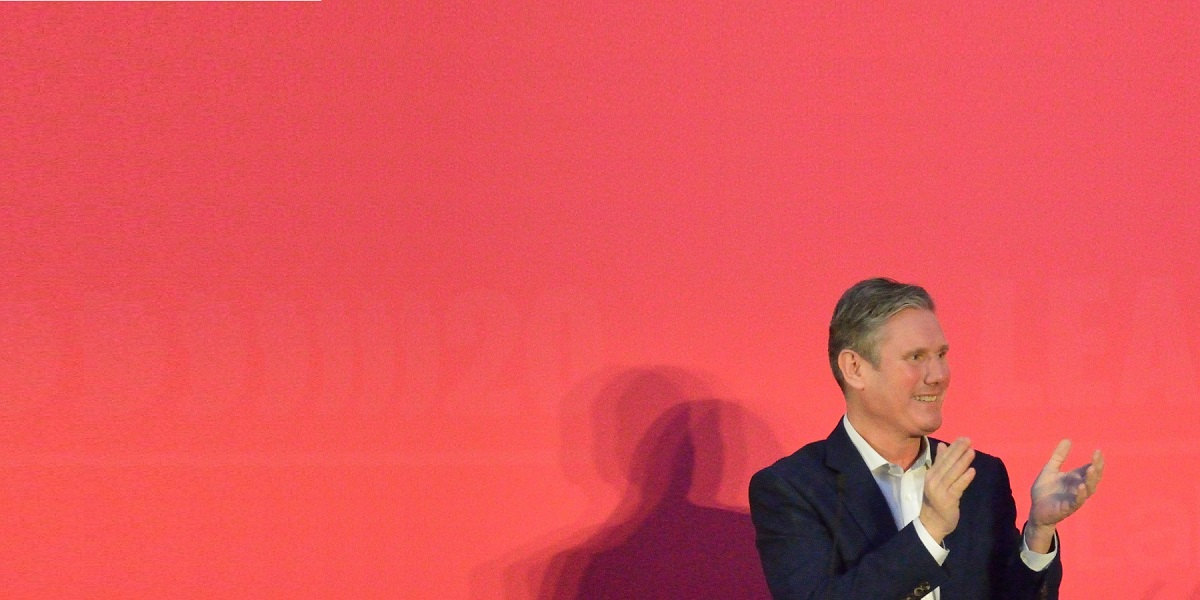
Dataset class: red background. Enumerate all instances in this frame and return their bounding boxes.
[3,3,1199,598]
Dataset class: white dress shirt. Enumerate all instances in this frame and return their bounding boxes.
[842,416,1056,600]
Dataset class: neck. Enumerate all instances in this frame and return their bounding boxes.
[845,412,923,469]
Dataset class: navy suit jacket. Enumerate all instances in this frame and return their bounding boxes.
[749,421,1062,600]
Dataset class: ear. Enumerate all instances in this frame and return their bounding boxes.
[838,349,869,391]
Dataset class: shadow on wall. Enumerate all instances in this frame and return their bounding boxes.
[475,367,785,599]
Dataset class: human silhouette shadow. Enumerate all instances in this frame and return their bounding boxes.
[482,367,781,600]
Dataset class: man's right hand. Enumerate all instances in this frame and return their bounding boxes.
[919,437,976,543]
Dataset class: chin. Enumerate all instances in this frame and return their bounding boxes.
[917,417,943,435]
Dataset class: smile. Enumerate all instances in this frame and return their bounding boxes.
[914,395,939,403]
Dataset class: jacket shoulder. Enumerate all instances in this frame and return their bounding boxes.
[750,437,833,490]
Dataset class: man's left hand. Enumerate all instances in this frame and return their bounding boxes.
[1028,439,1105,547]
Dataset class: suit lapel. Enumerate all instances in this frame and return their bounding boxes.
[823,422,898,548]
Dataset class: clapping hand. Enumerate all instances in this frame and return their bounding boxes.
[1026,439,1104,551]
[919,438,977,543]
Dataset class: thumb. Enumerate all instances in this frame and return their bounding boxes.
[1042,439,1072,474]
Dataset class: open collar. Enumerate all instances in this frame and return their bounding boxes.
[842,415,932,473]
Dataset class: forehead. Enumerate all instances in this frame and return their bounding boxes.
[876,308,947,350]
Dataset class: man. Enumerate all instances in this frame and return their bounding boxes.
[749,278,1104,599]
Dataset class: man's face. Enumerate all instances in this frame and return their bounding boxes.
[857,308,950,442]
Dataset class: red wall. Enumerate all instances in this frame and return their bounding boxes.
[3,3,1199,598]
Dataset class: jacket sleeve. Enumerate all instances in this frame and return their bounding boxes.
[988,459,1063,600]
[749,466,947,600]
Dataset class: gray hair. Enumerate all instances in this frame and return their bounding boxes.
[828,278,934,391]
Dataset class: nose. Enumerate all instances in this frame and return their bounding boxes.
[925,355,949,385]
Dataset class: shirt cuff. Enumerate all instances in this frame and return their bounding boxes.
[913,517,949,565]
[1019,530,1058,572]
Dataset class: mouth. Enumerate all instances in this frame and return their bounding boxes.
[913,395,940,403]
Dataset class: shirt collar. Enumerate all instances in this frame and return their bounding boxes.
[842,415,932,473]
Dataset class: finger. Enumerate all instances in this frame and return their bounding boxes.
[1042,439,1072,474]
[1074,481,1089,507]
[937,438,964,459]
[1085,454,1104,495]
[1066,462,1091,482]
[1086,476,1100,497]
[930,440,962,475]
[941,437,971,464]
[1091,450,1105,478]
[932,446,975,493]
[948,466,976,497]
[944,446,976,480]
[1061,451,1105,496]
[934,442,949,466]
[930,439,968,483]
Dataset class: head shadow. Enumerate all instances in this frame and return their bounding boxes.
[478,366,782,599]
